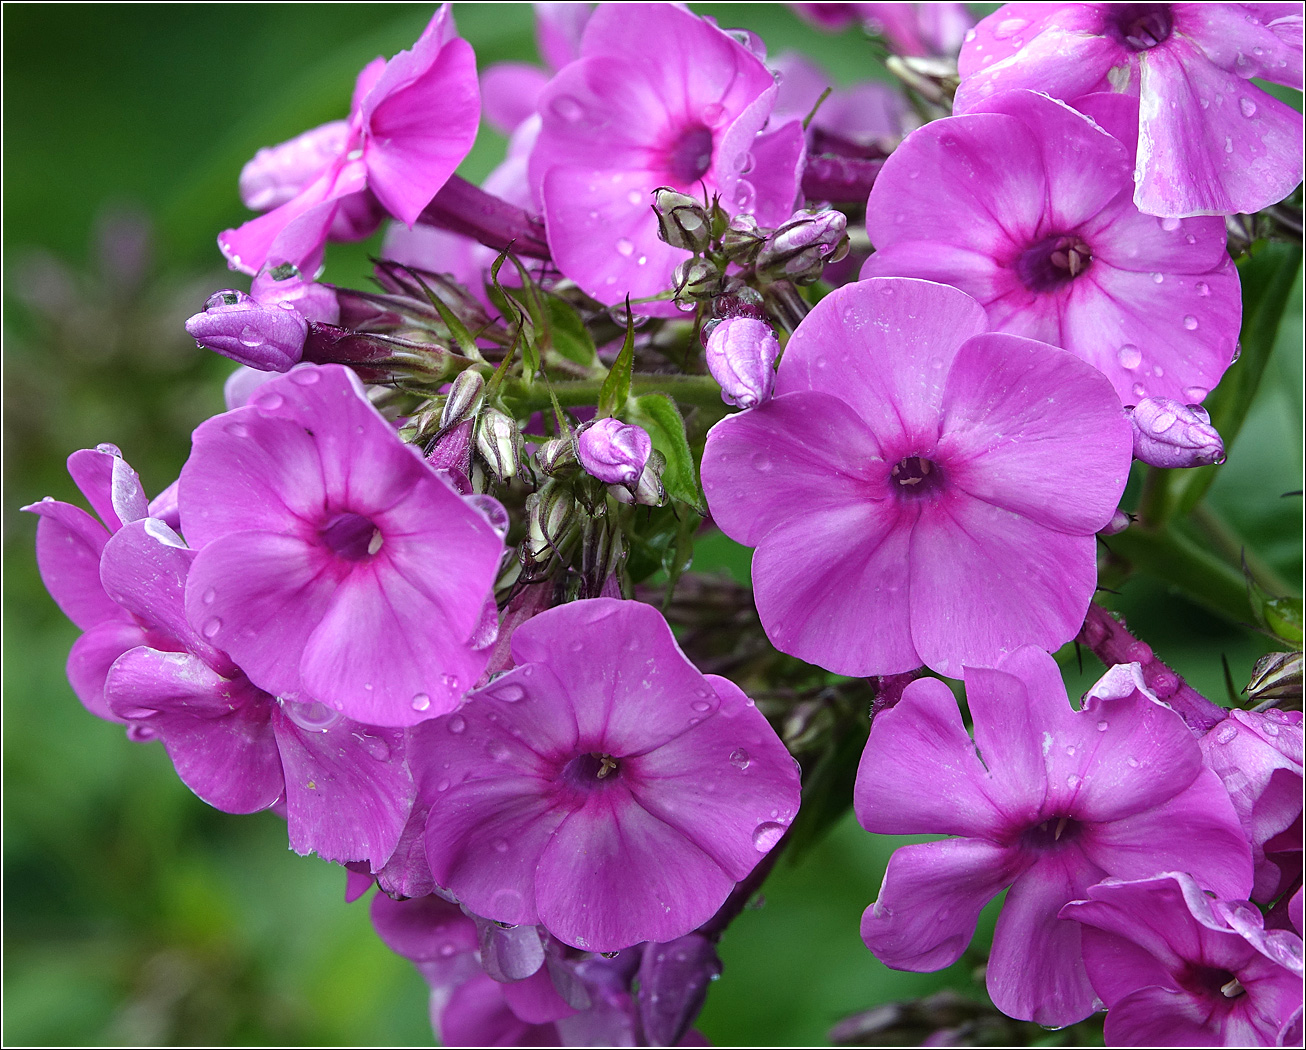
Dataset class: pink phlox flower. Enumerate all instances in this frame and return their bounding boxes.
[527,2,806,311]
[769,51,911,151]
[1202,708,1304,904]
[415,597,800,954]
[23,444,179,724]
[180,364,506,727]
[955,3,1304,216]
[702,277,1132,678]
[861,88,1241,406]
[481,3,594,136]
[1062,872,1304,1046]
[219,5,480,276]
[855,646,1255,1026]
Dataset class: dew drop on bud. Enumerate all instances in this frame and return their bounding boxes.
[1215,722,1239,744]
[240,325,264,348]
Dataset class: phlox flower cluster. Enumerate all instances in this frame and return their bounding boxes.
[27,1,1304,1046]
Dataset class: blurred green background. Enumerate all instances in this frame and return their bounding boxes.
[3,4,1301,1046]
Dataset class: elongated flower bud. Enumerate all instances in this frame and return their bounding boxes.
[672,257,725,303]
[755,208,849,284]
[1128,397,1225,469]
[185,290,307,372]
[705,316,779,409]
[577,418,652,486]
[441,370,485,430]
[720,213,767,266]
[475,408,522,482]
[653,187,713,254]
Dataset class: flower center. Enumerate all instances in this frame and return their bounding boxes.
[320,512,383,561]
[667,124,714,185]
[1021,815,1083,851]
[891,456,942,495]
[1016,234,1093,293]
[1109,4,1174,51]
[1177,963,1245,1001]
[563,751,621,788]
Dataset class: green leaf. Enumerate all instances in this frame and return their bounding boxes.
[597,300,635,418]
[543,295,600,369]
[628,392,706,512]
[407,268,483,362]
[1264,596,1304,646]
[488,251,539,380]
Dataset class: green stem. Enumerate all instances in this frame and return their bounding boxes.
[1187,501,1295,598]
[502,373,724,412]
[1105,524,1257,625]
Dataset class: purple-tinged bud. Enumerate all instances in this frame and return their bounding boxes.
[185,290,307,372]
[653,187,713,254]
[240,121,350,211]
[705,316,779,410]
[755,208,850,285]
[251,265,340,324]
[521,484,579,576]
[720,213,767,266]
[672,256,726,303]
[636,934,721,1047]
[475,408,522,482]
[1127,397,1225,468]
[426,418,474,478]
[441,370,485,429]
[577,418,652,486]
[1099,507,1132,536]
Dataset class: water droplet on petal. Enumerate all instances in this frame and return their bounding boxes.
[436,778,451,791]
[1183,385,1209,402]
[1132,382,1147,399]
[1118,344,1143,370]
[627,190,643,205]
[494,683,526,702]
[1240,97,1257,117]
[256,391,284,410]
[282,698,344,733]
[289,369,319,385]
[1066,773,1082,791]
[751,453,772,471]
[701,102,726,124]
[1183,315,1199,330]
[202,617,223,639]
[1224,136,1235,153]
[441,673,461,691]
[752,822,786,852]
[1160,216,1182,232]
[994,16,1028,38]
[1152,272,1164,284]
[364,736,391,760]
[1096,720,1109,732]
[201,587,217,605]
[411,693,431,711]
[1215,722,1239,744]
[616,238,634,257]
[447,713,467,733]
[224,422,250,438]
[1196,281,1211,297]
[552,95,584,122]
[492,837,509,853]
[438,942,457,957]
[729,748,751,769]
[691,700,712,713]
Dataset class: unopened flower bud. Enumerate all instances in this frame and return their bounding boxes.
[1099,508,1132,536]
[252,265,340,324]
[521,484,578,573]
[476,408,523,482]
[441,370,486,429]
[577,418,652,486]
[653,188,713,253]
[426,418,474,478]
[186,290,307,372]
[1246,650,1303,705]
[637,934,722,1048]
[720,213,767,266]
[1127,397,1225,468]
[535,436,578,477]
[705,316,779,409]
[612,450,667,507]
[672,256,725,302]
[755,208,849,284]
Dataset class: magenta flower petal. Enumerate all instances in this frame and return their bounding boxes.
[623,674,800,882]
[987,849,1101,1027]
[271,708,411,867]
[536,790,737,952]
[68,620,152,723]
[26,499,121,631]
[938,333,1131,534]
[855,676,1008,838]
[425,774,569,927]
[105,646,283,813]
[908,494,1098,677]
[481,62,550,135]
[361,24,480,225]
[1137,34,1304,216]
[66,444,149,531]
[701,390,888,545]
[861,838,1025,971]
[753,501,918,676]
[775,279,990,449]
[1081,771,1255,900]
